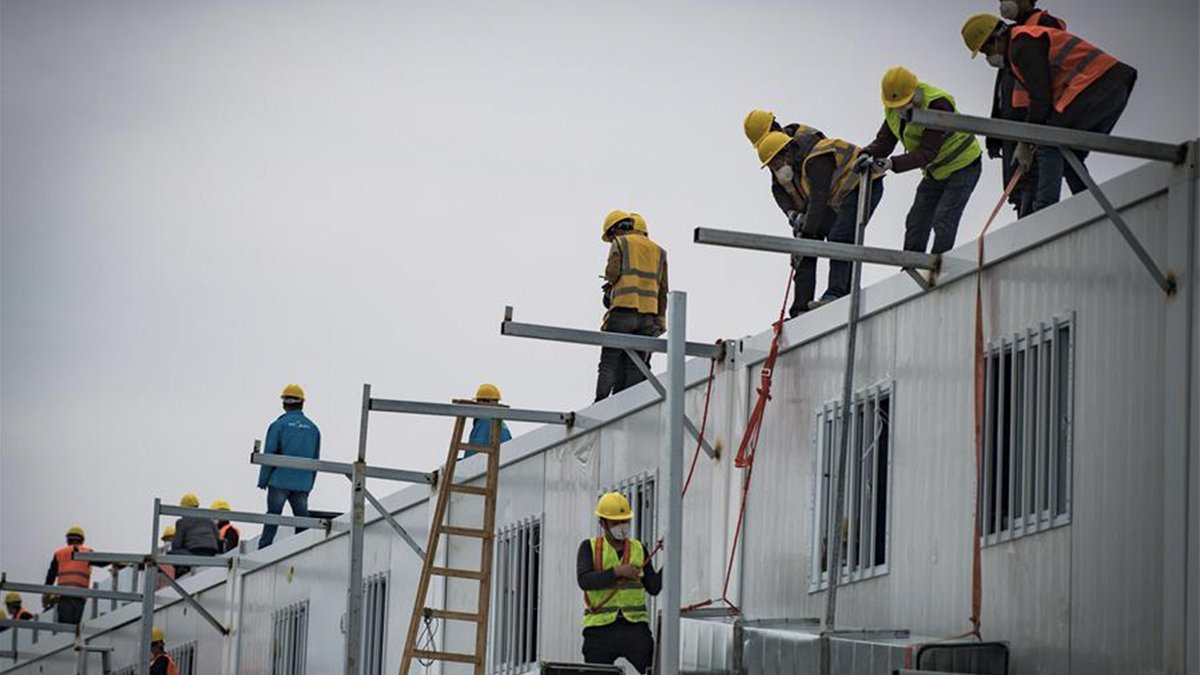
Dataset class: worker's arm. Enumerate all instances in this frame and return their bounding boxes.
[859,121,898,160]
[604,241,622,285]
[45,556,58,586]
[1010,33,1053,124]
[576,540,619,591]
[771,180,799,217]
[801,154,837,237]
[656,253,668,334]
[171,519,186,552]
[886,97,953,173]
[257,420,281,489]
[638,541,663,597]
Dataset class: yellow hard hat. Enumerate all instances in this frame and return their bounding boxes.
[629,213,648,235]
[180,493,200,508]
[474,383,501,402]
[5,592,21,605]
[280,383,305,400]
[66,525,85,539]
[755,131,793,167]
[151,627,165,643]
[743,109,776,145]
[161,525,176,541]
[594,492,634,521]
[962,14,1003,58]
[602,210,633,241]
[881,66,920,108]
[210,499,231,511]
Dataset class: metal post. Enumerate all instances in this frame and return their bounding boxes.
[821,171,873,675]
[138,498,161,675]
[661,290,686,675]
[344,383,371,675]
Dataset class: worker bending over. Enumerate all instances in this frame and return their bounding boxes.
[211,500,240,553]
[757,128,885,314]
[43,525,93,624]
[5,593,32,621]
[577,492,661,673]
[150,628,180,675]
[595,211,668,402]
[172,492,219,576]
[257,383,321,548]
[964,14,1136,213]
[464,383,512,458]
[858,67,982,256]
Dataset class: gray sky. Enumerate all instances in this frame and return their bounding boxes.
[2,0,1196,591]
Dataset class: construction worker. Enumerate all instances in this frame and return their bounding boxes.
[156,527,176,587]
[150,627,181,675]
[171,493,219,576]
[5,593,33,621]
[988,2,1067,217]
[211,500,241,554]
[595,211,668,402]
[464,383,512,458]
[43,525,93,625]
[756,129,885,314]
[257,383,321,549]
[858,67,983,256]
[577,492,661,673]
[964,14,1137,213]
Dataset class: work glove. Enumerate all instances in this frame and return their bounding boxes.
[42,593,56,609]
[1015,142,1035,172]
[787,210,806,236]
[652,319,666,337]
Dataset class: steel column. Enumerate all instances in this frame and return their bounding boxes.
[694,227,940,271]
[138,498,160,675]
[661,290,686,675]
[345,383,371,675]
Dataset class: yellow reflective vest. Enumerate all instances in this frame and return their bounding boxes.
[800,138,867,210]
[884,83,982,181]
[609,234,665,315]
[583,536,648,627]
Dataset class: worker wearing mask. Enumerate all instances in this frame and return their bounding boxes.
[595,211,668,402]
[577,492,662,674]
[43,525,93,625]
[211,500,241,554]
[858,67,983,256]
[756,129,885,314]
[150,628,181,675]
[988,1,1066,217]
[964,14,1137,213]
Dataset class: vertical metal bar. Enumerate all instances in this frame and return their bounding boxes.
[138,498,160,675]
[346,383,371,675]
[982,349,995,543]
[868,392,880,570]
[662,290,686,675]
[996,343,1007,538]
[1035,324,1048,528]
[1009,339,1021,537]
[1048,324,1060,523]
[1023,330,1034,532]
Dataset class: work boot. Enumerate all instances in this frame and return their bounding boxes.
[807,293,841,311]
[788,299,808,319]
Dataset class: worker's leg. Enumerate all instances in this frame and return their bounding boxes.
[929,158,982,254]
[619,314,658,391]
[903,175,944,253]
[791,247,819,316]
[620,621,656,674]
[1063,83,1134,196]
[1031,146,1065,213]
[258,487,289,549]
[825,179,885,299]
[581,626,621,665]
[596,311,637,401]
[286,490,310,534]
[56,597,85,625]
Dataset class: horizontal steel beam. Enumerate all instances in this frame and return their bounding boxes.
[0,619,78,633]
[369,397,575,426]
[250,452,433,484]
[501,314,725,360]
[906,107,1187,164]
[158,504,332,530]
[0,580,141,603]
[694,227,941,271]
[156,554,236,568]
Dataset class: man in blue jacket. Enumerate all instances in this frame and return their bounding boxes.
[257,383,321,549]
[464,383,512,458]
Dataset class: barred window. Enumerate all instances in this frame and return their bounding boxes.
[811,383,892,590]
[170,640,198,675]
[981,314,1073,544]
[361,573,388,675]
[489,517,541,674]
[271,601,309,675]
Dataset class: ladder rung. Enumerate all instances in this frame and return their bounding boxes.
[410,649,480,665]
[448,483,490,496]
[430,566,484,580]
[425,608,482,622]
[458,443,495,454]
[441,526,491,539]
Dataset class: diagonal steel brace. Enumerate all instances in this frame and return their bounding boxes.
[154,565,229,636]
[359,483,426,559]
[623,348,718,458]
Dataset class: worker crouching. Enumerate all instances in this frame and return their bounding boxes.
[577,492,662,673]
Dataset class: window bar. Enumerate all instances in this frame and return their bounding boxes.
[1059,319,1074,520]
[1034,324,1048,530]
[845,400,860,579]
[981,349,996,542]
[868,391,881,572]
[518,522,529,669]
[859,394,873,574]
[530,522,541,663]
[1008,338,1020,540]
[997,342,1009,539]
[1021,330,1034,534]
[1048,322,1060,528]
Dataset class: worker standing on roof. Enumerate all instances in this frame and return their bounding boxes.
[987,2,1067,217]
[857,67,983,256]
[595,211,668,402]
[43,525,92,625]
[258,383,321,549]
[150,628,181,675]
[577,492,662,674]
[964,14,1137,213]
[755,128,886,314]
[464,383,512,458]
[211,500,240,553]
[171,493,219,576]
[5,593,33,621]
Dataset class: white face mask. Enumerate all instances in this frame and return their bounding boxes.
[986,53,1006,68]
[773,165,794,183]
[608,522,630,541]
[999,0,1020,20]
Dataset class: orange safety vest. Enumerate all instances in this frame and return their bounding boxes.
[53,545,93,588]
[151,652,181,675]
[219,523,240,540]
[1009,25,1117,113]
[9,608,31,620]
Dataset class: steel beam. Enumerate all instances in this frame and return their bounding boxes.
[0,619,78,633]
[345,384,370,675]
[0,579,141,603]
[694,227,941,272]
[501,310,725,360]
[362,486,426,559]
[250,451,433,485]
[624,348,718,459]
[159,504,333,531]
[661,291,687,675]
[140,499,160,675]
[155,568,229,636]
[906,107,1187,164]
[369,397,575,426]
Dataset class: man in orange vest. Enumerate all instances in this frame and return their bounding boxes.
[5,593,33,621]
[964,14,1137,213]
[211,500,241,554]
[43,525,93,625]
[150,627,181,675]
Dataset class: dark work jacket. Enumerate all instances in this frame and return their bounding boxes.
[172,517,219,554]
[1009,32,1137,129]
[576,539,663,596]
[988,9,1068,159]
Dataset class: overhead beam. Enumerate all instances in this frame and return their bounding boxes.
[0,619,79,633]
[501,307,725,360]
[158,504,333,531]
[250,452,433,485]
[370,397,575,426]
[906,107,1187,164]
[694,227,941,271]
[0,579,141,603]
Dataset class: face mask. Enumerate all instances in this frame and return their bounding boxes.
[773,165,794,183]
[986,53,1005,68]
[608,522,630,541]
[999,0,1020,20]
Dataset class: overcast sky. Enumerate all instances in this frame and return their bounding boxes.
[2,0,1196,592]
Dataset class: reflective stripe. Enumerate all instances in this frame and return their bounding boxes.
[611,288,658,298]
[54,546,92,588]
[1051,36,1081,71]
[1062,48,1105,91]
[925,134,976,174]
[609,235,663,314]
[584,604,648,615]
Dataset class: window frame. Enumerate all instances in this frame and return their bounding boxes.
[488,516,542,675]
[169,640,198,675]
[271,600,309,675]
[361,572,389,675]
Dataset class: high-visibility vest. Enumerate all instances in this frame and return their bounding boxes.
[884,83,982,181]
[609,234,665,315]
[151,653,180,675]
[1008,25,1118,114]
[219,523,240,543]
[800,138,866,210]
[582,536,648,627]
[53,545,93,588]
[9,608,31,620]
[1010,11,1068,108]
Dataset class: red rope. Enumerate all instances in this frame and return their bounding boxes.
[682,355,719,497]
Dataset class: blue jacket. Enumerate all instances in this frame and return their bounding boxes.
[257,410,321,492]
[465,418,511,457]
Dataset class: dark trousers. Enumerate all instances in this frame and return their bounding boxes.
[259,487,310,549]
[903,158,982,254]
[794,179,884,312]
[1031,82,1134,213]
[582,617,655,674]
[56,596,86,625]
[595,310,658,402]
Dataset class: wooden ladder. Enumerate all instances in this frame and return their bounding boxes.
[399,401,505,675]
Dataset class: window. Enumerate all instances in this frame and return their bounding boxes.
[489,517,541,674]
[361,573,388,675]
[810,383,892,590]
[981,314,1073,544]
[170,640,198,675]
[605,472,658,546]
[271,601,309,675]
